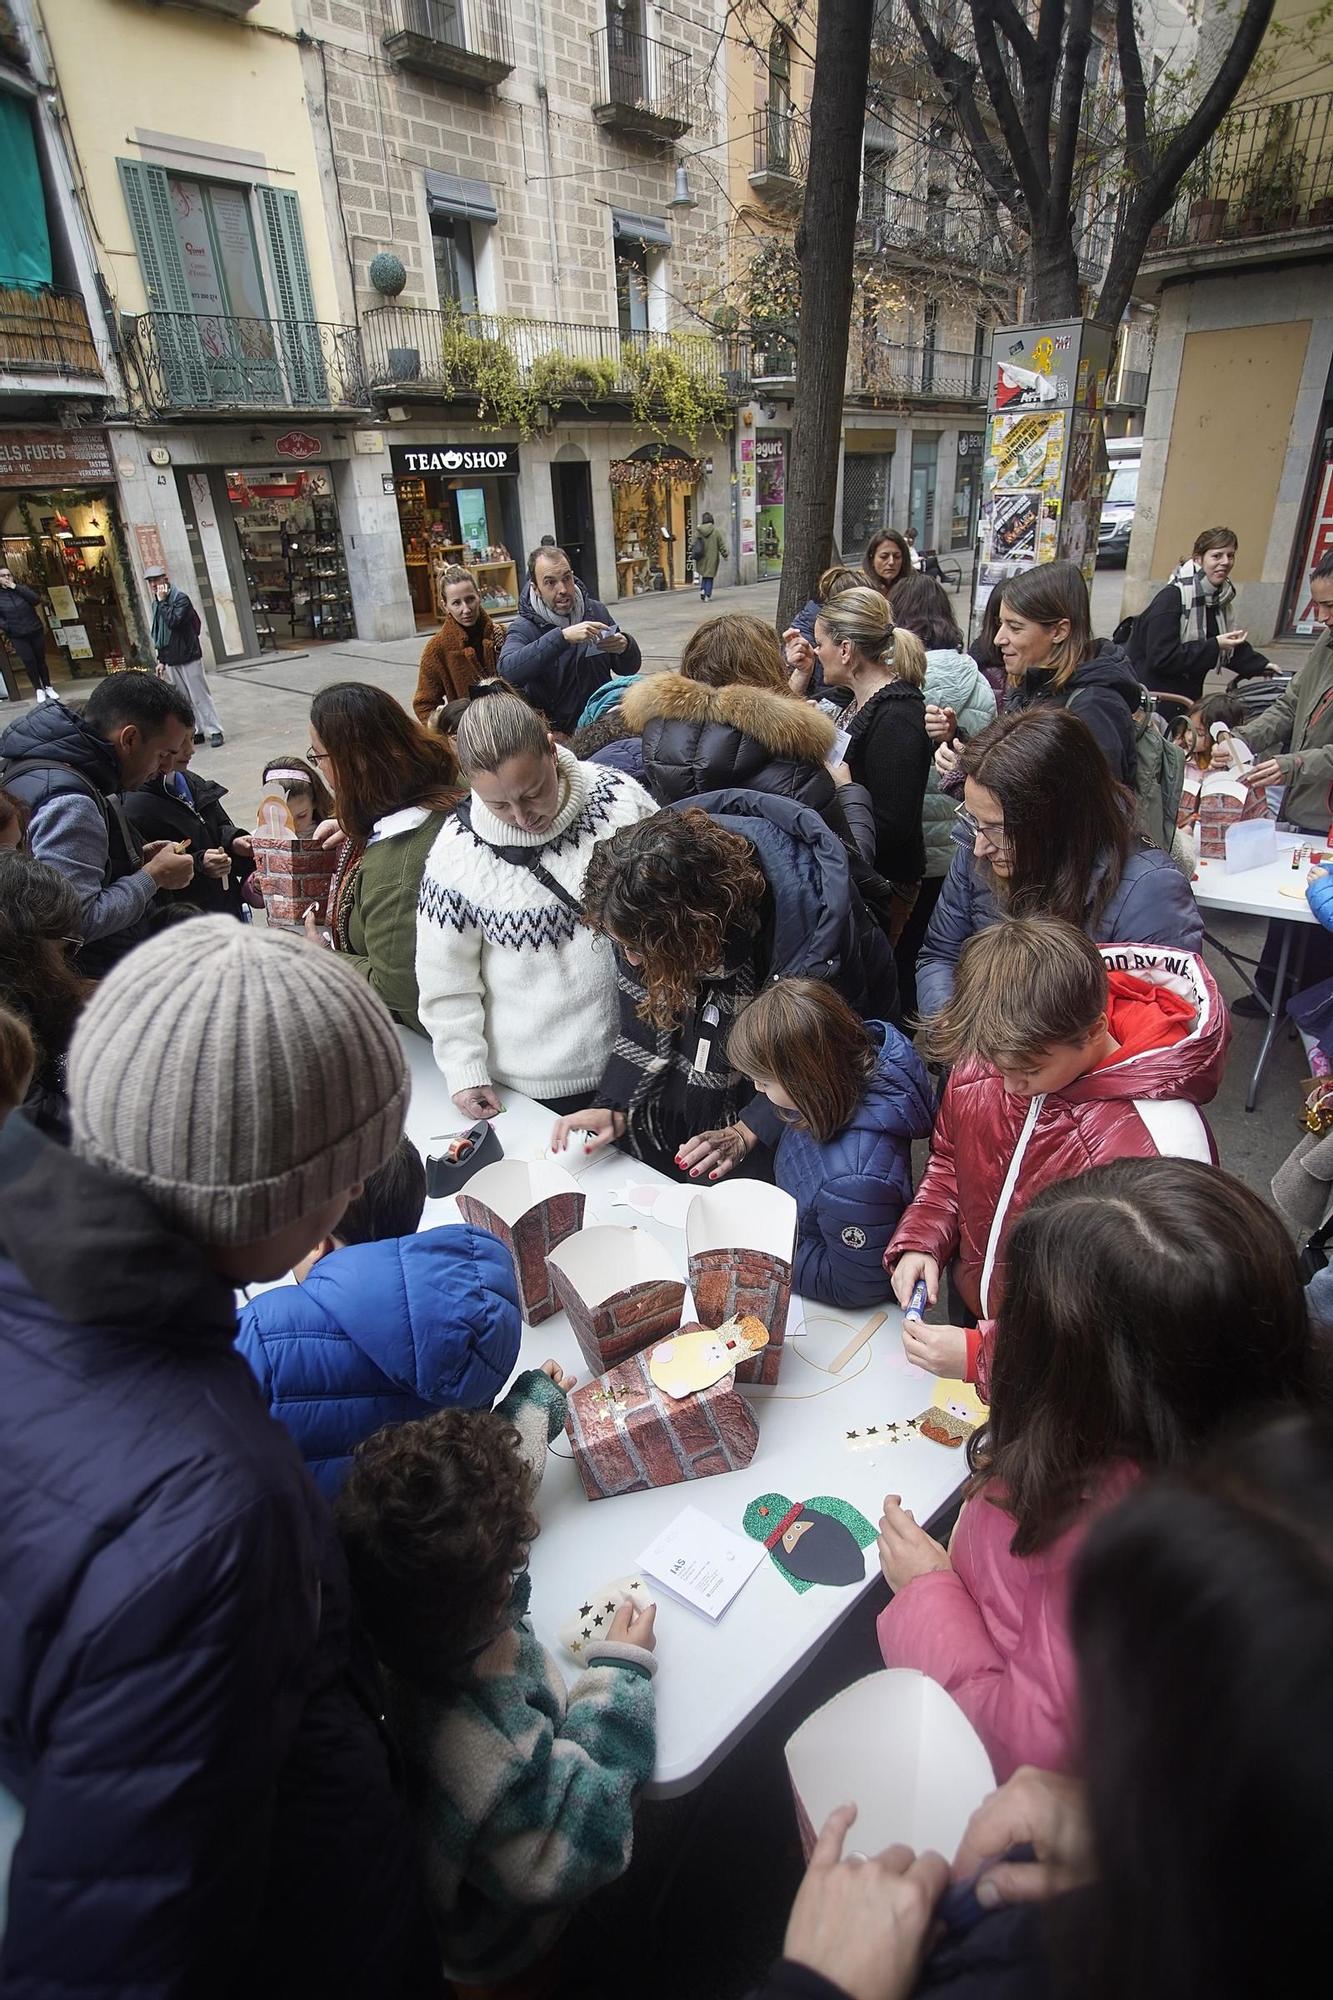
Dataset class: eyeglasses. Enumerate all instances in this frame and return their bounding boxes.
[954,801,1008,850]
[307,746,331,767]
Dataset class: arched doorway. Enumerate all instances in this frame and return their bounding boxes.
[609,440,703,594]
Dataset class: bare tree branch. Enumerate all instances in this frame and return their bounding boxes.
[971,4,1049,211]
[1048,0,1094,215]
[1152,0,1277,196]
[1116,0,1151,185]
[899,0,1025,207]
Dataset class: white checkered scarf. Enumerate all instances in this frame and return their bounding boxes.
[1172,557,1236,646]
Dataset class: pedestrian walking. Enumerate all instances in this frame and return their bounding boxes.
[145,565,224,746]
[0,568,53,703]
[692,512,728,601]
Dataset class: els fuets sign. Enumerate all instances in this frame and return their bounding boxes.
[390,443,520,478]
[0,430,114,488]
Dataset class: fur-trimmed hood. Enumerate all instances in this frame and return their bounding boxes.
[621,673,836,760]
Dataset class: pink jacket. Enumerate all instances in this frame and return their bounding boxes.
[876,1466,1136,1781]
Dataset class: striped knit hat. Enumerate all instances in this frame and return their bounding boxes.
[69,918,409,1246]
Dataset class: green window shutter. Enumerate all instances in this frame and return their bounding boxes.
[257,185,328,404]
[117,158,209,403]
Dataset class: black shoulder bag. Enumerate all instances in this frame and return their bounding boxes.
[453,796,583,915]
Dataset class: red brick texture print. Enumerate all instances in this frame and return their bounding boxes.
[688,1246,792,1385]
[565,1338,760,1501]
[547,1269,686,1376]
[457,1188,586,1324]
[251,833,339,928]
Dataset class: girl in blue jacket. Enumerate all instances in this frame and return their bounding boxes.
[237,1138,522,1495]
[726,980,934,1309]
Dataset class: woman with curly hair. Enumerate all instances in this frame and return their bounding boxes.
[305,682,461,1035]
[335,1362,657,1987]
[0,849,90,1137]
[550,795,898,1179]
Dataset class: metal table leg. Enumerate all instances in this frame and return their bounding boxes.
[1246,922,1294,1113]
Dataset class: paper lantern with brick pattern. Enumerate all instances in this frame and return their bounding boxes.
[250,793,339,931]
[545,1224,686,1375]
[686,1182,797,1386]
[457,1160,585,1324]
[565,1335,760,1501]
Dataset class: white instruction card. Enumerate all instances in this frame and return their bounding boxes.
[637,1505,766,1621]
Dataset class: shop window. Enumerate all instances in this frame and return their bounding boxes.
[842,452,892,557]
[390,467,519,631]
[1,491,135,679]
[226,468,354,651]
[951,430,984,550]
[432,215,478,310]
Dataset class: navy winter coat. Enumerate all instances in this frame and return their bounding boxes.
[0,1115,420,1996]
[1004,639,1140,789]
[774,1021,935,1308]
[747,1896,1051,2000]
[916,830,1205,1016]
[236,1225,522,1496]
[498,580,644,734]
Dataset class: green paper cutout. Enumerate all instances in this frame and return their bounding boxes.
[743,1490,877,1595]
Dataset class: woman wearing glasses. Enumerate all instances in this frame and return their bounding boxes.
[916,707,1203,1016]
[305,683,461,1036]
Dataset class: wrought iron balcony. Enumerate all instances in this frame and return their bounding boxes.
[125,312,368,417]
[362,304,743,401]
[381,0,515,91]
[1145,91,1333,257]
[857,185,1013,276]
[852,340,988,401]
[749,108,810,199]
[0,286,105,384]
[590,26,696,142]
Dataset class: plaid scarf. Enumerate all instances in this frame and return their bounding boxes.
[1172,558,1235,646]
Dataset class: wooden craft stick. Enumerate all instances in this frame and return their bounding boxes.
[830,1311,885,1374]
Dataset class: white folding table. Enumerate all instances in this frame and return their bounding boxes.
[398,1031,966,1798]
[1191,846,1319,1111]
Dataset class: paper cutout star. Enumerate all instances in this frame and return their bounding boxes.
[604,1599,616,1614]
[846,1430,860,1440]
[579,1602,592,1618]
[581,1626,591,1639]
[866,1425,879,1436]
[593,1613,604,1628]
[570,1640,583,1655]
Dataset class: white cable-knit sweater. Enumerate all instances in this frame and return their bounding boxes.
[415,748,658,1100]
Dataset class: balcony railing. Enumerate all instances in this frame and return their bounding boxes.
[749,108,810,194]
[381,0,515,90]
[857,185,1013,275]
[125,312,368,416]
[1146,90,1333,253]
[852,340,987,400]
[362,304,744,401]
[0,286,104,381]
[590,26,696,141]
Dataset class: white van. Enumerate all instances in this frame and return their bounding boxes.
[1097,437,1141,567]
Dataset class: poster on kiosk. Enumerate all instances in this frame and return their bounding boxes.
[975,319,1113,631]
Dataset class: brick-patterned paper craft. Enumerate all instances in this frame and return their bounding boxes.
[458,1185,585,1324]
[689,1245,792,1386]
[565,1338,760,1502]
[251,831,339,930]
[549,1267,686,1376]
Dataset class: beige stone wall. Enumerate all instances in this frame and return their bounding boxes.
[301,0,729,331]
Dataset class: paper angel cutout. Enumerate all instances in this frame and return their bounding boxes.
[914,1378,988,1449]
[648,1314,769,1400]
[743,1491,877,1594]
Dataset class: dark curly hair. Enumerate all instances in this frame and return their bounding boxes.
[582,807,768,1030]
[0,851,89,1075]
[334,1408,539,1692]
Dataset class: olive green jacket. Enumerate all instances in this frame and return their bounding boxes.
[1240,629,1333,834]
[340,807,451,1035]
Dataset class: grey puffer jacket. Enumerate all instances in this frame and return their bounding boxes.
[921,648,997,879]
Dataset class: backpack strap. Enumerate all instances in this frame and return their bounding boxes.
[453,796,583,915]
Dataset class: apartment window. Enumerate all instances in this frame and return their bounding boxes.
[925,186,948,244]
[972,315,989,398]
[612,209,671,340]
[432,216,477,309]
[863,143,893,226]
[768,27,792,107]
[616,242,649,338]
[166,174,269,326]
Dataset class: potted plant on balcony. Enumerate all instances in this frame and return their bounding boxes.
[1237,151,1302,236]
[528,349,619,406]
[436,306,538,435]
[622,338,728,446]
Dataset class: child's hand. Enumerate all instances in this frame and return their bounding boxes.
[782,1803,948,2000]
[539,1359,577,1393]
[877,1495,951,1592]
[902,1319,969,1379]
[609,1598,657,1650]
[923,703,956,745]
[891,1254,939,1311]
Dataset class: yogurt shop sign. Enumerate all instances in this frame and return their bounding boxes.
[390,443,520,478]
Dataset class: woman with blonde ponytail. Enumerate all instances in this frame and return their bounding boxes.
[813,586,931,906]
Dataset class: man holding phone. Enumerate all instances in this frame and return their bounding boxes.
[498,544,641,733]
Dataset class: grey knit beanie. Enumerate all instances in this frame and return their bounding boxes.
[69,918,410,1246]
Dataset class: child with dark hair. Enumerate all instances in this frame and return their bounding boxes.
[237,1136,522,1495]
[335,1367,658,1986]
[260,753,334,836]
[887,915,1228,1388]
[0,1002,35,1122]
[727,980,933,1308]
[876,1155,1325,1780]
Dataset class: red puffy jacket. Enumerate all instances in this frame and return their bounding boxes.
[886,942,1230,1356]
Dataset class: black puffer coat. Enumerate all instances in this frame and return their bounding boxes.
[1004,639,1140,788]
[123,769,254,918]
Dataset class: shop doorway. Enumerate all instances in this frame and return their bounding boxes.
[610,443,702,598]
[551,461,598,598]
[0,489,137,686]
[224,467,353,651]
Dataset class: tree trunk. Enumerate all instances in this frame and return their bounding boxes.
[775,0,875,633]
[1025,231,1082,322]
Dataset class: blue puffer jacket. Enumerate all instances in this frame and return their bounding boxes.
[1308,864,1333,932]
[237,1225,522,1496]
[916,832,1205,1016]
[774,1022,935,1308]
[0,1115,419,1996]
